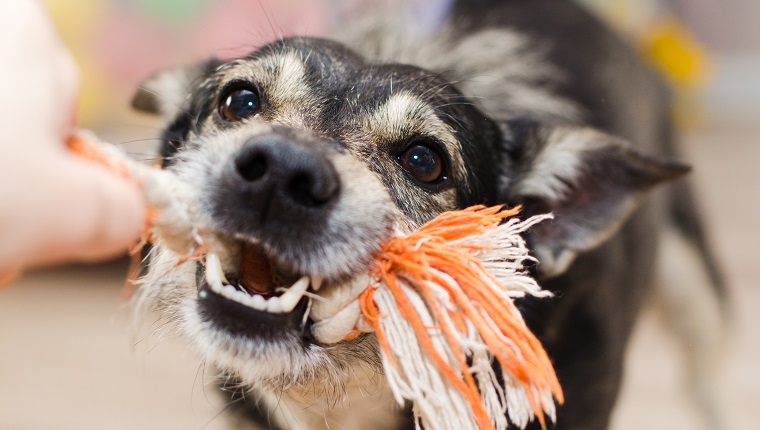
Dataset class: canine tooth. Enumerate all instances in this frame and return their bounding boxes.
[266,296,282,313]
[279,276,309,313]
[205,254,228,286]
[205,258,222,288]
[311,276,323,291]
[251,294,267,310]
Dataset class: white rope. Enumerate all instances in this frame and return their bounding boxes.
[309,213,558,430]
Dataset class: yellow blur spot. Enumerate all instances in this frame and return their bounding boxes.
[43,0,111,125]
[639,18,711,129]
[640,18,711,87]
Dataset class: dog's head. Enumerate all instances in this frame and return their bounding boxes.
[132,35,687,397]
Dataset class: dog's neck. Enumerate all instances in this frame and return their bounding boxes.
[233,363,407,430]
[281,382,403,430]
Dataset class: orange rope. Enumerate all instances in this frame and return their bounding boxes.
[383,271,493,429]
[67,133,207,300]
[360,287,399,370]
[66,135,132,180]
[363,205,562,427]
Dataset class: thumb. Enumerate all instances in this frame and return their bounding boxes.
[4,153,146,271]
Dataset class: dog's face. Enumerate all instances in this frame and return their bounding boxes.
[133,37,504,392]
[133,35,687,402]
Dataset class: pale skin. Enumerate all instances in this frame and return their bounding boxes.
[0,1,145,282]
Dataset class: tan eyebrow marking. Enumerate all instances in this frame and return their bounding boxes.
[219,51,323,129]
[360,91,465,179]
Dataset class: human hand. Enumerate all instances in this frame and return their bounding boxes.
[0,1,146,280]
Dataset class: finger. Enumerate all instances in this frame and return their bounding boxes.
[13,155,147,269]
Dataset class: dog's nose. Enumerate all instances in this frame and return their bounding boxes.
[233,136,338,208]
[225,134,339,227]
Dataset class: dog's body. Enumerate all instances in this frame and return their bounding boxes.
[132,1,725,429]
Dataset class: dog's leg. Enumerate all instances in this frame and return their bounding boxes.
[654,226,729,430]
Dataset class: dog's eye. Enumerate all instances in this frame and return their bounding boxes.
[399,142,446,184]
[219,85,262,121]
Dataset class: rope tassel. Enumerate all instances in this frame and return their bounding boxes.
[360,206,562,430]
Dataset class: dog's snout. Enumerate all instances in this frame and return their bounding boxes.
[233,135,339,210]
[213,134,341,240]
[205,131,392,278]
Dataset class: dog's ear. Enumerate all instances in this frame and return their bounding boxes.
[501,121,690,278]
[131,59,221,119]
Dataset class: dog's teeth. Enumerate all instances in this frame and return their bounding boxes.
[251,294,267,310]
[239,293,255,308]
[280,276,309,312]
[265,296,282,313]
[205,254,224,288]
[310,276,323,291]
[220,284,238,300]
[205,254,228,286]
[204,253,307,314]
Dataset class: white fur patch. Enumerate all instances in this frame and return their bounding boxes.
[360,91,465,179]
[219,52,321,129]
[514,128,607,201]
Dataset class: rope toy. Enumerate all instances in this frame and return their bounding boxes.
[68,132,562,430]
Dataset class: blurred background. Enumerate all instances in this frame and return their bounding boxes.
[1,0,757,428]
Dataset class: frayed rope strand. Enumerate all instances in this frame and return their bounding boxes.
[362,205,563,430]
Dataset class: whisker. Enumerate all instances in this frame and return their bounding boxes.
[199,388,243,430]
[256,0,285,42]
[113,137,164,146]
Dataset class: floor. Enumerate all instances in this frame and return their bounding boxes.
[611,122,760,430]
[1,122,757,429]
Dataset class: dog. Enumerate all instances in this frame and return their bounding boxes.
[130,1,726,429]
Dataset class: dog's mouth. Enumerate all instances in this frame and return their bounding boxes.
[196,241,323,342]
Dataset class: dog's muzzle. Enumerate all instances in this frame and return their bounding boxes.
[185,130,394,347]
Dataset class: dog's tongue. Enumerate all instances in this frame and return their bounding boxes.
[239,243,276,296]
